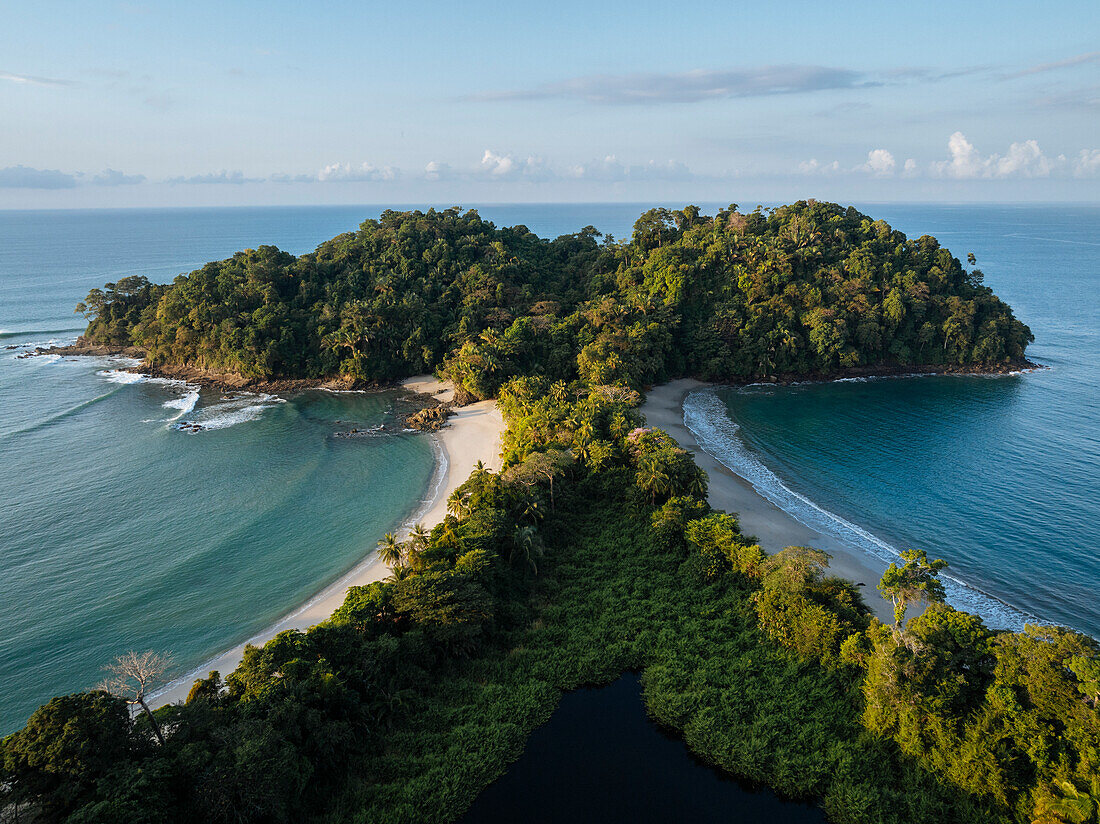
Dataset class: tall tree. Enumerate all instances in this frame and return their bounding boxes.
[877,549,948,628]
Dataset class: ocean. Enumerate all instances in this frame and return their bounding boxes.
[684,204,1100,637]
[0,203,1096,733]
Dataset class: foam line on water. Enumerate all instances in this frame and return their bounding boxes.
[682,387,1041,631]
[398,431,448,539]
[0,327,85,340]
[1,389,124,440]
[171,391,286,432]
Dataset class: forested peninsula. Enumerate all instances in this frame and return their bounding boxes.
[71,201,1033,392]
[6,203,1097,824]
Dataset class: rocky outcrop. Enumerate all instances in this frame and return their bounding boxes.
[403,403,453,431]
[24,337,145,359]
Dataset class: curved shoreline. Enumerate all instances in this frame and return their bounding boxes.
[643,379,1046,629]
[150,375,504,708]
[643,379,899,624]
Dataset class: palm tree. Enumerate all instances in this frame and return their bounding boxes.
[377,533,403,568]
[521,495,543,525]
[409,523,430,551]
[447,491,471,518]
[636,454,672,505]
[511,525,543,575]
[1033,777,1100,824]
[386,564,412,582]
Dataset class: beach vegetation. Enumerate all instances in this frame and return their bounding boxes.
[7,203,1093,824]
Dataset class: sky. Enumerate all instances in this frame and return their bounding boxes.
[1,0,1098,208]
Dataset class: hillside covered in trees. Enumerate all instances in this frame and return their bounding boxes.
[75,201,1034,391]
[6,203,1087,824]
[3,377,1097,824]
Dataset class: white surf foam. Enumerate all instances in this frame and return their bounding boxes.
[682,387,1041,631]
[97,368,146,385]
[163,390,200,420]
[177,392,286,432]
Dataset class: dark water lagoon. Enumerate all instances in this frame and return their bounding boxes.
[461,673,826,824]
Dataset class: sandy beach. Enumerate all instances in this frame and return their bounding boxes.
[151,376,504,708]
[643,379,895,624]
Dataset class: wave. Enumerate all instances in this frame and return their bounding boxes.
[1,387,125,440]
[0,327,84,341]
[174,392,286,432]
[682,387,1040,631]
[1004,232,1100,247]
[98,368,146,385]
[398,432,449,538]
[149,420,450,706]
[163,390,200,420]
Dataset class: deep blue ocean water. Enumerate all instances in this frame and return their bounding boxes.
[684,204,1100,637]
[0,202,1096,735]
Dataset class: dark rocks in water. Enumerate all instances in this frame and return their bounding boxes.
[32,337,146,359]
[404,403,453,431]
[176,421,205,432]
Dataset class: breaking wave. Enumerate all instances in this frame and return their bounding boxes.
[682,387,1041,630]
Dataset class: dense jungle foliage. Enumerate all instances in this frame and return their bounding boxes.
[7,203,1091,824]
[3,376,1097,824]
[75,202,1033,389]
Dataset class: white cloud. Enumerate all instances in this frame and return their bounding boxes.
[933,131,985,178]
[317,162,397,182]
[994,140,1059,177]
[1007,51,1100,79]
[479,150,553,180]
[1073,150,1100,177]
[92,168,145,186]
[862,148,896,176]
[167,170,262,185]
[0,70,75,87]
[931,131,1064,178]
[1075,149,1100,177]
[477,65,875,105]
[480,150,516,176]
[796,158,841,175]
[902,158,919,177]
[0,165,77,188]
[567,155,692,182]
[270,173,316,184]
[424,160,451,180]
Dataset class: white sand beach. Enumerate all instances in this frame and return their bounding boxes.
[643,379,895,624]
[151,376,504,708]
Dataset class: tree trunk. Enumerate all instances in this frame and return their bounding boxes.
[137,697,165,745]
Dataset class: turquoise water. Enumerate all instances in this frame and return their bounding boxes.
[1,203,1096,736]
[0,210,443,733]
[685,205,1100,637]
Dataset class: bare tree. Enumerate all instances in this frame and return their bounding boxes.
[99,650,173,745]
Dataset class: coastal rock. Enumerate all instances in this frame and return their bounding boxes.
[403,403,453,431]
[451,384,477,407]
[32,337,146,359]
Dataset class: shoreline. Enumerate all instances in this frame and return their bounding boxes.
[642,379,897,624]
[150,375,504,708]
[33,338,1042,393]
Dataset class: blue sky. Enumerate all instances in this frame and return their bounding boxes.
[2,0,1098,206]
